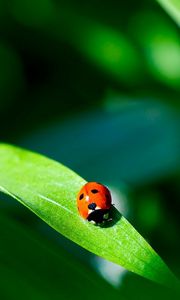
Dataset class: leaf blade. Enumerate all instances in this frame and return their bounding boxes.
[0,143,178,287]
[156,0,180,26]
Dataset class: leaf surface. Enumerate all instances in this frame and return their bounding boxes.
[0,143,177,287]
[157,0,180,25]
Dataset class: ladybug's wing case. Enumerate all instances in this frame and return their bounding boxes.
[90,192,111,210]
[86,182,112,210]
[77,187,89,219]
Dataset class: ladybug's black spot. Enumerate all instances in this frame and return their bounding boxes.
[79,193,84,200]
[88,202,97,210]
[91,189,98,194]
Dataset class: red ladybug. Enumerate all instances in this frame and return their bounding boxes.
[77,182,112,223]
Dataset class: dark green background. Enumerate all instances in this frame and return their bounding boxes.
[0,0,180,299]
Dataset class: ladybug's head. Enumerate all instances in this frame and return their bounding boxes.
[87,209,109,224]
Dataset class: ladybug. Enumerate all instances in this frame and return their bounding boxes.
[77,182,112,224]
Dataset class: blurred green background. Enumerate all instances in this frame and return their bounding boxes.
[0,0,180,299]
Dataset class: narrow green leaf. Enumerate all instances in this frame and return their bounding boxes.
[156,0,180,26]
[0,143,178,288]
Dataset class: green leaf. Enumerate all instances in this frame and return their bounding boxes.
[0,143,178,288]
[156,0,180,26]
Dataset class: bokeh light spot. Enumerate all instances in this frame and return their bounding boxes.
[80,23,141,82]
[132,11,180,88]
